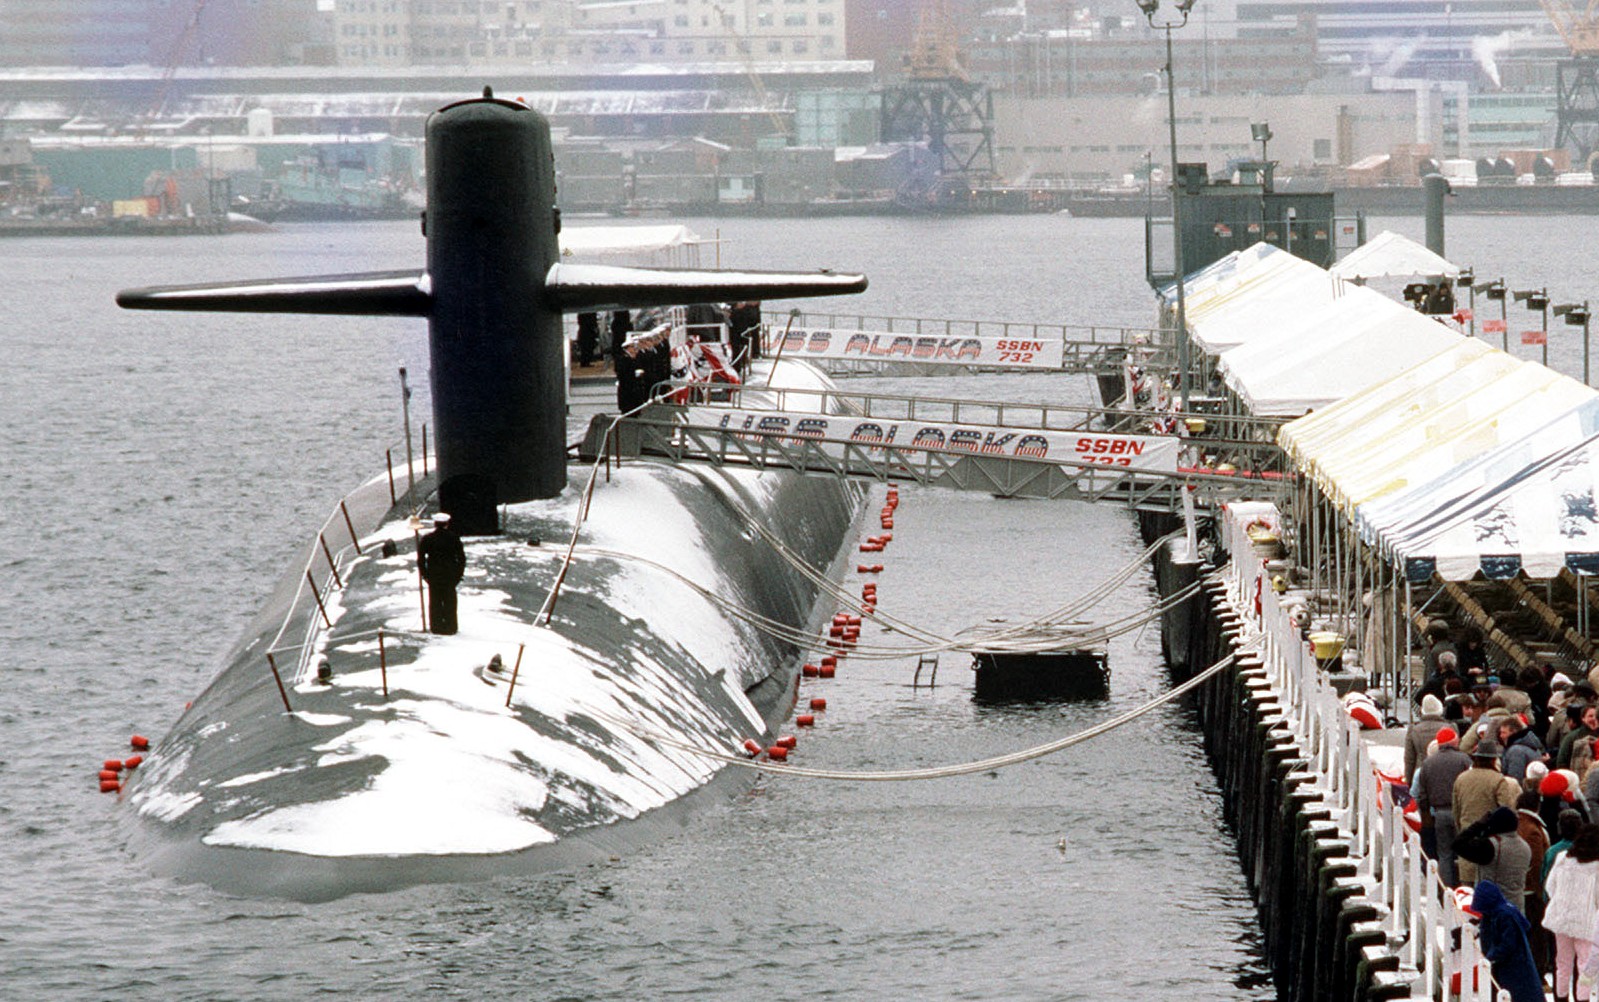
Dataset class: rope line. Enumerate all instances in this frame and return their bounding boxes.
[587,638,1259,782]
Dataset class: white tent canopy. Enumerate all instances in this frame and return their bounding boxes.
[1356,396,1599,573]
[1385,433,1599,581]
[1164,242,1284,315]
[1185,253,1339,354]
[1227,301,1463,417]
[1329,230,1460,281]
[559,224,703,263]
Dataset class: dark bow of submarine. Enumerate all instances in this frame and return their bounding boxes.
[114,91,869,900]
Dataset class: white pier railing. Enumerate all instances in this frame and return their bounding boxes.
[1220,508,1498,1001]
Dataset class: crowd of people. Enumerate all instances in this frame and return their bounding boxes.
[1402,619,1599,1001]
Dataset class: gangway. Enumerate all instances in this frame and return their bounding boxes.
[579,389,1291,513]
[765,310,1177,381]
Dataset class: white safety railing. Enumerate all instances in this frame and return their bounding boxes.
[1221,504,1498,1001]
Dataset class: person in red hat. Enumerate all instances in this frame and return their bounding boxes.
[1415,726,1471,886]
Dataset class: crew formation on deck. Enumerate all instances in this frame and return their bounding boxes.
[1403,620,1599,1000]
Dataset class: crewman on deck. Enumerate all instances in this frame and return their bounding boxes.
[576,312,601,367]
[418,512,466,636]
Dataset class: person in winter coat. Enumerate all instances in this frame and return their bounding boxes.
[1458,806,1534,913]
[1416,726,1472,885]
[1457,624,1489,676]
[1544,824,1599,1001]
[1560,705,1599,769]
[417,512,466,636]
[1407,694,1452,785]
[1518,791,1554,975]
[1456,740,1524,886]
[1424,619,1458,677]
[1472,879,1546,1002]
[1463,702,1516,755]
[1498,717,1546,783]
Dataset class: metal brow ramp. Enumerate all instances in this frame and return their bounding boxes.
[766,310,1177,379]
[581,388,1292,513]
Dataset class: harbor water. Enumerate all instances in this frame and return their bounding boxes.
[2,213,1587,999]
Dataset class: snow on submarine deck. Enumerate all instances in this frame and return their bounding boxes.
[123,359,863,900]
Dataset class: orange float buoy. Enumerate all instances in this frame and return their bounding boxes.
[879,533,892,542]
[820,655,837,668]
[98,769,119,781]
[766,745,789,761]
[809,697,827,710]
[103,759,123,772]
[802,663,820,677]
[99,780,120,793]
[130,735,149,750]
[742,738,763,756]
[124,755,143,769]
[796,713,816,727]
[776,735,797,749]
[855,564,873,573]
[819,664,836,678]
[829,625,844,637]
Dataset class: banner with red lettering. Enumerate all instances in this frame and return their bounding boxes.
[772,327,1066,370]
[1481,319,1507,334]
[681,408,1180,474]
[1522,329,1547,346]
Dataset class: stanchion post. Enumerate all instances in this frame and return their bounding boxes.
[504,643,527,708]
[413,530,428,632]
[306,569,333,627]
[318,532,342,588]
[378,628,389,700]
[265,651,294,713]
[340,500,363,554]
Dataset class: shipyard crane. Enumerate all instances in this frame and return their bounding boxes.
[1540,0,1599,163]
[132,0,212,129]
[710,2,792,142]
[879,0,996,206]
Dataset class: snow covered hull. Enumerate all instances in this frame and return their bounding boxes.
[124,449,861,900]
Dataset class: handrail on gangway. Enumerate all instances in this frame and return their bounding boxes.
[584,407,1292,512]
[703,381,1292,440]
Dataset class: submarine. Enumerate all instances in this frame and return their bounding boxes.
[114,89,868,900]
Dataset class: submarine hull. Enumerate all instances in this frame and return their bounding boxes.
[124,362,863,900]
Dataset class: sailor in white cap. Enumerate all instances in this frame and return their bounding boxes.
[417,511,466,635]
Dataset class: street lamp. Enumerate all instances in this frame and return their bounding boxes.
[1456,267,1475,338]
[1475,278,1507,350]
[1251,122,1272,165]
[1514,286,1550,366]
[1141,0,1197,408]
[1555,301,1592,385]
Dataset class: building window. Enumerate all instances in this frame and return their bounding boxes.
[792,38,807,52]
[784,12,805,24]
[679,40,695,53]
[767,39,782,52]
[817,11,832,24]
[674,14,688,25]
[757,12,771,25]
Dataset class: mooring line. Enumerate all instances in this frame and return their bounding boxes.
[588,638,1261,782]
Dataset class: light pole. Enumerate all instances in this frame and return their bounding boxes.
[1139,0,1197,407]
[1556,300,1592,385]
[1475,278,1507,350]
[1514,286,1550,367]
